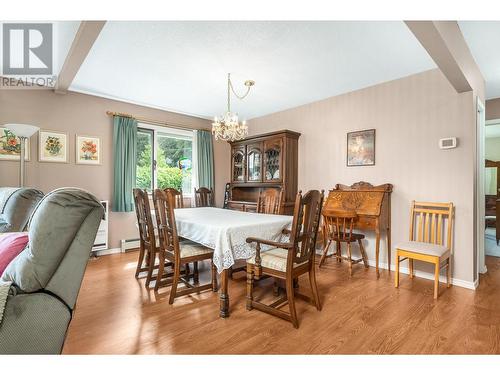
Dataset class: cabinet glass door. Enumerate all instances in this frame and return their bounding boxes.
[264,138,282,182]
[247,143,262,182]
[232,147,245,182]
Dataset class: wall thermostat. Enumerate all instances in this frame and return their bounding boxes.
[439,137,457,149]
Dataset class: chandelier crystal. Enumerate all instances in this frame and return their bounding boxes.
[212,73,254,142]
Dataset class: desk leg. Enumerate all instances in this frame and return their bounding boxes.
[387,227,391,273]
[375,228,381,278]
[219,269,230,318]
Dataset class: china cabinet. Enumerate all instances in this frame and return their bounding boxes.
[227,130,300,215]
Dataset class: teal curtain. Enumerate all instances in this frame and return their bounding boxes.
[113,116,138,212]
[196,130,214,189]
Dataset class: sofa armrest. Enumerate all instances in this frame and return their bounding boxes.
[0,292,71,354]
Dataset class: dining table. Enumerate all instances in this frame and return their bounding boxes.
[172,207,293,318]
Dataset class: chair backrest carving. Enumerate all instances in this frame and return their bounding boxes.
[409,201,454,250]
[322,209,358,242]
[194,187,214,207]
[163,188,184,208]
[133,188,156,254]
[257,188,283,215]
[153,189,180,260]
[289,190,324,265]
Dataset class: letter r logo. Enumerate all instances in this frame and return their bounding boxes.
[2,23,53,75]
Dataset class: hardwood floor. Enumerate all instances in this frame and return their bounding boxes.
[63,253,500,354]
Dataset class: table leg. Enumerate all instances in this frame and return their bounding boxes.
[219,269,230,318]
[375,228,381,278]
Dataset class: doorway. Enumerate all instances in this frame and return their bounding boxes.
[484,120,500,259]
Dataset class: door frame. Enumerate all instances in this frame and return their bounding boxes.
[475,98,487,281]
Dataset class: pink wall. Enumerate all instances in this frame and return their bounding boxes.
[248,69,475,284]
[0,89,230,249]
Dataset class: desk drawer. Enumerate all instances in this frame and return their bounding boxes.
[355,217,376,230]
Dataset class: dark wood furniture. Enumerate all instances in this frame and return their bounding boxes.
[228,188,284,279]
[227,130,300,215]
[320,209,368,275]
[164,188,184,208]
[153,189,217,301]
[245,190,324,328]
[323,181,393,276]
[257,188,283,215]
[133,188,173,287]
[486,195,497,228]
[223,182,231,209]
[194,187,214,207]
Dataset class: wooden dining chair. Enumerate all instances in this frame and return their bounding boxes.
[245,190,324,328]
[395,201,454,299]
[194,187,214,207]
[153,189,218,302]
[163,188,184,208]
[133,188,174,287]
[257,188,283,215]
[223,182,231,209]
[320,209,368,275]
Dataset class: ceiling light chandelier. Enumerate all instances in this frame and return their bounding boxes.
[212,73,255,142]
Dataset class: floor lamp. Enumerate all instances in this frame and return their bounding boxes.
[4,124,39,187]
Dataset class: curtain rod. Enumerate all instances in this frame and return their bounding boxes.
[105,111,210,132]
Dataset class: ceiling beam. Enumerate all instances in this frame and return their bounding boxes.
[405,21,484,100]
[55,21,106,94]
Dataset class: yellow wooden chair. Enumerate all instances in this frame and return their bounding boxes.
[395,201,454,299]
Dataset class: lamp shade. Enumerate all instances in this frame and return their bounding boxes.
[4,123,39,138]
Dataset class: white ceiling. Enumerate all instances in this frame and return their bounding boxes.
[69,21,436,120]
[459,21,500,100]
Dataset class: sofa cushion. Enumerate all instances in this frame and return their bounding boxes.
[0,232,29,276]
[0,188,103,307]
[0,188,44,233]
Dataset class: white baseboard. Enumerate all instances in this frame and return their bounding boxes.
[367,259,477,290]
[92,247,122,257]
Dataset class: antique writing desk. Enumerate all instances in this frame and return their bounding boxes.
[323,181,393,276]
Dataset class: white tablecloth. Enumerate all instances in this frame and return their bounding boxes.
[173,207,292,272]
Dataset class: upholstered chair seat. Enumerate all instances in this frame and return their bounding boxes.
[172,243,213,258]
[247,248,308,272]
[395,241,449,257]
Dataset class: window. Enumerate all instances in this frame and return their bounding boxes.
[136,124,195,194]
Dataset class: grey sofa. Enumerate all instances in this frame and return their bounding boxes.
[0,188,104,354]
[0,187,44,233]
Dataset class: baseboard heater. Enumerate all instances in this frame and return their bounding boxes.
[120,238,140,253]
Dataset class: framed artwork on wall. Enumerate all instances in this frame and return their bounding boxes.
[0,127,30,161]
[76,135,101,165]
[39,130,68,163]
[347,129,376,167]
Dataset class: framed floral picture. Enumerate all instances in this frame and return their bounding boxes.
[347,129,376,166]
[76,135,101,165]
[0,127,30,161]
[39,130,68,163]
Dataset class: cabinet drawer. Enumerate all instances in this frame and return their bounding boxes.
[244,204,257,213]
[228,202,244,211]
